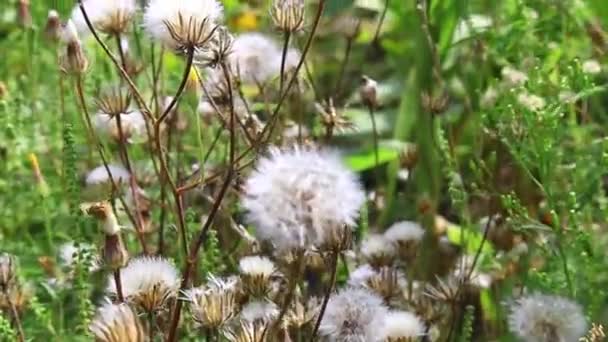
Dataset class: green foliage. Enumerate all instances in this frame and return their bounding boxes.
[0,314,16,341]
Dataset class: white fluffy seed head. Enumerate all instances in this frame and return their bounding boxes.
[319,287,388,342]
[508,293,587,342]
[348,264,377,287]
[143,0,223,51]
[61,19,80,44]
[86,164,131,186]
[360,234,396,268]
[71,0,137,35]
[89,300,145,341]
[238,256,275,277]
[107,257,179,312]
[93,111,147,143]
[240,300,279,323]
[241,146,365,252]
[377,311,425,342]
[228,32,300,84]
[384,221,424,244]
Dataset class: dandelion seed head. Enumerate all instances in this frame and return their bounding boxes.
[517,92,546,111]
[319,287,388,342]
[71,0,137,35]
[385,221,424,244]
[582,59,601,74]
[360,234,396,268]
[508,293,586,342]
[501,66,528,87]
[241,146,365,252]
[377,311,426,342]
[143,0,223,51]
[86,164,131,186]
[90,301,146,342]
[240,300,279,323]
[93,111,147,143]
[239,256,276,297]
[184,276,238,329]
[107,257,179,312]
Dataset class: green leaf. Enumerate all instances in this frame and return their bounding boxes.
[344,144,401,171]
[446,223,494,255]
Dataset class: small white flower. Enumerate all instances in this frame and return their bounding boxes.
[508,293,586,342]
[501,66,528,87]
[107,257,179,312]
[319,287,388,342]
[377,311,426,342]
[517,92,546,111]
[582,59,601,75]
[241,146,365,252]
[240,300,279,323]
[143,0,223,51]
[71,0,136,35]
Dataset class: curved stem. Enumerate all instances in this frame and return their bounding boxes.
[309,251,339,341]
[335,37,354,100]
[114,34,127,73]
[373,0,390,44]
[165,61,236,342]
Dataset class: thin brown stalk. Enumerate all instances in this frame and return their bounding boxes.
[268,252,304,339]
[279,31,291,94]
[114,34,127,72]
[309,250,339,341]
[416,0,443,88]
[373,0,390,44]
[113,269,124,302]
[335,36,354,99]
[166,61,237,342]
[368,105,380,169]
[153,47,196,259]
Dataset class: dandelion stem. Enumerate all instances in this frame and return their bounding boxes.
[114,34,127,73]
[279,31,291,95]
[368,105,380,169]
[373,0,390,44]
[113,270,124,302]
[309,250,339,341]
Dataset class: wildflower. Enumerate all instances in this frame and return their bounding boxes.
[378,311,426,342]
[59,20,89,75]
[228,32,300,84]
[89,301,146,342]
[45,10,62,41]
[143,0,223,52]
[517,92,546,111]
[319,287,388,342]
[0,254,16,291]
[359,75,378,109]
[71,0,136,35]
[270,0,305,33]
[360,234,396,268]
[107,256,179,313]
[508,293,586,342]
[239,256,276,298]
[582,59,601,75]
[501,66,528,87]
[384,221,424,262]
[184,276,238,329]
[241,146,365,252]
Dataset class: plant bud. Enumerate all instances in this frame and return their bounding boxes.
[59,20,89,75]
[359,75,378,109]
[103,233,129,270]
[270,0,305,33]
[45,10,62,42]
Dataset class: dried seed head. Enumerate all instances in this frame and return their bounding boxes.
[96,86,132,117]
[0,253,17,291]
[85,201,121,235]
[90,301,146,342]
[102,233,129,270]
[360,234,396,269]
[108,257,179,313]
[184,276,238,329]
[223,320,268,342]
[315,98,356,138]
[334,14,361,39]
[270,0,305,33]
[365,267,407,304]
[399,145,418,170]
[45,10,62,41]
[59,20,89,75]
[284,296,320,329]
[317,224,353,253]
[378,311,426,342]
[421,91,449,116]
[384,221,425,262]
[143,0,223,52]
[239,256,276,298]
[240,300,279,323]
[359,75,378,109]
[195,25,234,67]
[0,282,33,312]
[72,0,137,35]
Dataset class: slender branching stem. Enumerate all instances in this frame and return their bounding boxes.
[114,34,127,73]
[166,60,237,342]
[309,250,339,341]
[75,76,149,253]
[373,0,390,44]
[279,31,291,95]
[113,269,124,302]
[335,36,354,99]
[368,105,380,169]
